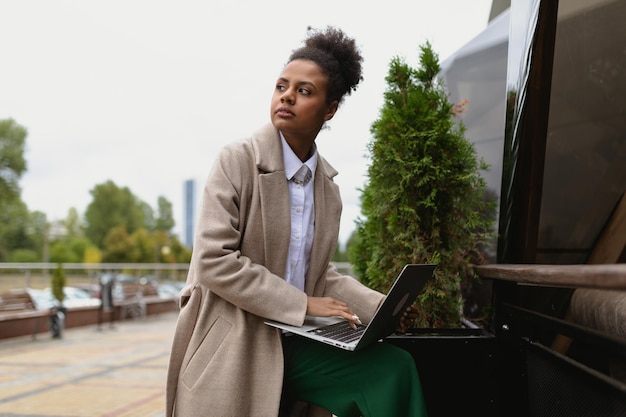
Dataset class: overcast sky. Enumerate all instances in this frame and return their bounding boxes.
[1,0,494,245]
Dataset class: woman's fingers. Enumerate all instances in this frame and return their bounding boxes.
[306,296,360,328]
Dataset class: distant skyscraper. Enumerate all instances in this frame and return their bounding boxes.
[184,179,195,248]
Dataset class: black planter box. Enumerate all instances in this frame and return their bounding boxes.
[387,328,503,417]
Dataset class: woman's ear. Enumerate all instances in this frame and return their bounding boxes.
[324,101,339,121]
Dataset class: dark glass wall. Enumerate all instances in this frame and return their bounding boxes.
[499,0,557,263]
[537,0,626,264]
[499,0,625,264]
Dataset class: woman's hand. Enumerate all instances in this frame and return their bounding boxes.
[306,296,361,329]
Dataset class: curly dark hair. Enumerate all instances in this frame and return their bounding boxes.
[288,26,364,104]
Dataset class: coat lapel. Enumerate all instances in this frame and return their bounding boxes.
[306,157,342,295]
[258,173,290,277]
[253,125,291,277]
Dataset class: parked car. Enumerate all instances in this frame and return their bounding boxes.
[28,287,102,310]
[73,283,101,298]
[113,273,137,284]
[157,281,184,300]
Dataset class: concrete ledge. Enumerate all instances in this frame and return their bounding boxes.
[0,311,53,339]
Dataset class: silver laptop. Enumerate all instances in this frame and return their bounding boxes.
[265,263,436,351]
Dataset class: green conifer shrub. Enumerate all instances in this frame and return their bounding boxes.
[350,42,496,328]
[51,263,66,304]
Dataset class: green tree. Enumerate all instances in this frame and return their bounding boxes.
[351,43,495,328]
[84,180,149,248]
[167,234,192,264]
[155,195,175,232]
[0,118,27,202]
[0,199,46,261]
[101,225,134,262]
[139,200,155,232]
[0,118,35,261]
[0,199,29,260]
[49,235,93,263]
[130,228,156,263]
[152,229,171,262]
[49,240,78,263]
[83,245,102,263]
[61,207,84,238]
[8,249,39,262]
[47,209,100,263]
[29,211,48,253]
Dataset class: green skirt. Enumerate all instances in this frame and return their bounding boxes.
[281,335,428,417]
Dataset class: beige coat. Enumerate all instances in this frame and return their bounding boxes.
[166,124,384,417]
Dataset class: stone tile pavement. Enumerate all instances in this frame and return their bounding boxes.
[0,311,179,417]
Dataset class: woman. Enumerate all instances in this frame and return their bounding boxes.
[166,26,427,417]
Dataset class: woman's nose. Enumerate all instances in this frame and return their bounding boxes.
[281,89,295,104]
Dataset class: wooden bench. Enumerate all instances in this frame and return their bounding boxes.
[0,289,56,339]
[0,289,36,312]
[116,283,159,320]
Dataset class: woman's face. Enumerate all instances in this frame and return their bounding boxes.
[270,59,338,144]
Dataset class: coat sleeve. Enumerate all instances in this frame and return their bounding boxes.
[190,141,309,326]
[321,263,385,324]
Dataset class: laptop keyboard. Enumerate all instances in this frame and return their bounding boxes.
[308,321,366,343]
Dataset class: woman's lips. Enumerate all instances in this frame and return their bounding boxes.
[275,107,294,117]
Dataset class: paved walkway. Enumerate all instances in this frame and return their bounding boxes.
[0,311,179,417]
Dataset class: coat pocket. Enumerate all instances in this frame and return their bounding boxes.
[181,316,232,389]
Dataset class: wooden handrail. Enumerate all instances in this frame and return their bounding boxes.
[474,264,626,291]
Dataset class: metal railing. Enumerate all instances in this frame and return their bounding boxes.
[0,262,190,271]
[0,263,190,289]
[0,262,355,289]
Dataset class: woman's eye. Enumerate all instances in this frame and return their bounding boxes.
[299,88,311,95]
